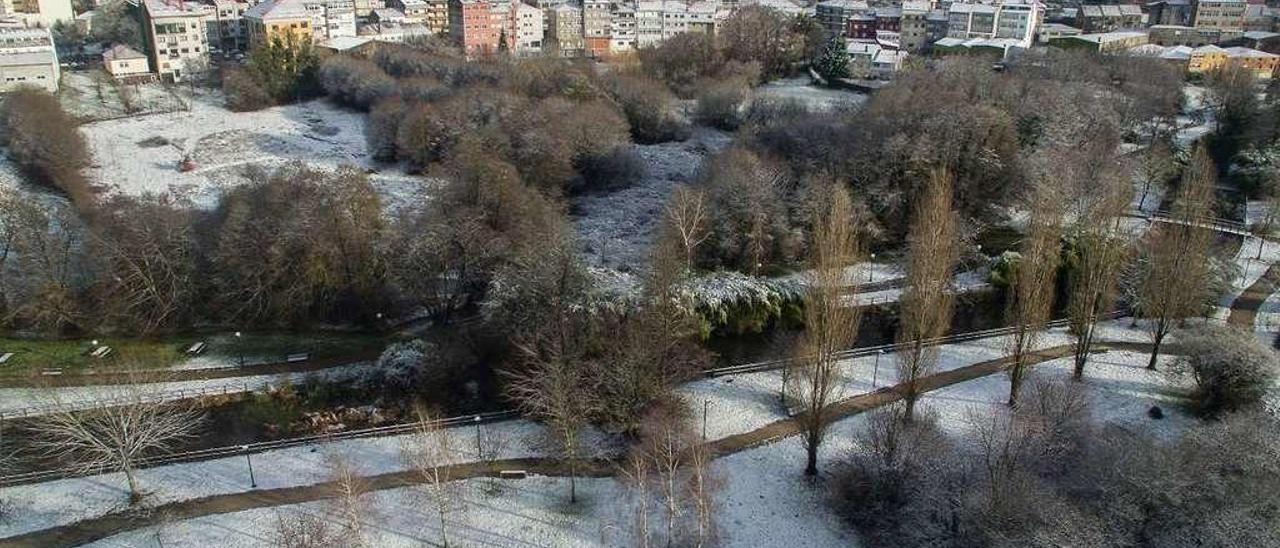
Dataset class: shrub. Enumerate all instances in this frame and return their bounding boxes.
[694,77,751,131]
[603,74,690,144]
[366,98,406,162]
[223,67,274,112]
[361,339,451,391]
[1173,325,1280,415]
[319,55,397,110]
[0,89,91,205]
[573,145,646,193]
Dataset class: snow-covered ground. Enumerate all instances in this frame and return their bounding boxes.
[58,72,189,122]
[574,127,733,272]
[1174,85,1213,149]
[0,362,370,418]
[0,321,1162,543]
[755,78,867,112]
[74,343,1191,548]
[80,91,429,210]
[1210,235,1280,322]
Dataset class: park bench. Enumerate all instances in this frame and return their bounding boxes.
[286,353,310,363]
[40,368,63,376]
[89,346,113,359]
[186,342,207,355]
[499,470,527,480]
[0,353,12,365]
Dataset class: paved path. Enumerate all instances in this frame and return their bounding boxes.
[0,341,1154,548]
[0,350,379,388]
[1227,262,1280,328]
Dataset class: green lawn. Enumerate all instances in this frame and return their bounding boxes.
[0,331,389,375]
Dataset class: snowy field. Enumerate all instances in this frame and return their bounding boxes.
[755,78,867,112]
[0,321,1166,543]
[574,127,733,272]
[80,91,429,210]
[58,71,189,122]
[73,345,1192,548]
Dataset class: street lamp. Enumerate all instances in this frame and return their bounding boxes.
[702,399,710,441]
[473,416,483,460]
[234,331,244,367]
[867,253,876,283]
[242,445,256,488]
[872,349,884,388]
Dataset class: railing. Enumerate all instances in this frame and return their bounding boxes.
[0,382,254,421]
[0,410,519,487]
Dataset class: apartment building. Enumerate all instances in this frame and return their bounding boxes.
[546,3,581,55]
[206,0,249,52]
[947,0,1041,47]
[143,0,209,82]
[816,0,869,37]
[609,3,635,52]
[387,0,447,32]
[103,43,150,79]
[510,0,541,54]
[449,0,499,56]
[4,0,73,27]
[245,0,313,47]
[1076,4,1142,33]
[900,0,929,51]
[1194,0,1245,32]
[0,23,57,92]
[635,0,662,46]
[582,0,610,56]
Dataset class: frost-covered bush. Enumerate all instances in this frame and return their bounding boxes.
[367,97,406,162]
[1173,325,1280,416]
[573,145,646,193]
[603,74,690,144]
[365,339,443,391]
[694,77,751,131]
[676,271,804,335]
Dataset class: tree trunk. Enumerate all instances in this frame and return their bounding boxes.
[1148,330,1165,370]
[439,507,450,548]
[569,459,578,503]
[804,433,819,476]
[1007,354,1024,407]
[903,390,918,423]
[1072,321,1095,381]
[124,466,141,504]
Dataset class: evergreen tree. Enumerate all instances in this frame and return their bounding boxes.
[814,35,850,81]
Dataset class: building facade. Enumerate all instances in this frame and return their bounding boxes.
[0,23,57,92]
[142,0,209,83]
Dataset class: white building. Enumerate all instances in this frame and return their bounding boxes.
[307,0,357,40]
[947,0,1041,48]
[511,0,542,55]
[0,23,57,92]
[1,0,74,28]
[103,43,149,79]
[142,0,209,83]
[609,3,635,52]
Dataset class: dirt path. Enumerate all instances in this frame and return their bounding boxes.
[0,341,1152,548]
[0,350,379,388]
[1227,262,1280,328]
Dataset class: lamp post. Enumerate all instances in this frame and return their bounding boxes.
[234,331,243,367]
[702,399,710,441]
[872,349,884,388]
[242,445,256,488]
[474,416,483,460]
[867,253,876,283]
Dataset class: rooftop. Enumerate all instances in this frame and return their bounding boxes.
[143,0,208,18]
[102,43,146,60]
[244,0,311,20]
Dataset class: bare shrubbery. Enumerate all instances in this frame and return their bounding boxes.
[319,55,398,111]
[1172,325,1280,416]
[621,401,720,547]
[602,73,690,144]
[835,379,1280,548]
[0,89,91,205]
[696,148,802,272]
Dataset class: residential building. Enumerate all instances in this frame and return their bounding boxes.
[510,0,541,54]
[871,48,907,78]
[6,0,73,27]
[352,0,384,17]
[0,23,57,92]
[142,0,209,82]
[582,0,609,56]
[816,0,869,37]
[1149,23,1231,45]
[358,19,430,41]
[1147,0,1194,27]
[206,0,250,52]
[1194,0,1246,32]
[1076,4,1142,33]
[385,0,447,32]
[245,0,313,47]
[899,0,930,51]
[450,0,498,56]
[546,3,581,55]
[947,0,1041,48]
[1036,22,1080,43]
[609,4,635,52]
[1048,29,1147,52]
[635,0,662,46]
[1222,46,1278,77]
[1242,4,1273,33]
[1188,43,1228,71]
[846,40,879,77]
[102,43,149,79]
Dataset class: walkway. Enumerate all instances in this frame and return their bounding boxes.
[0,341,1151,548]
[1227,262,1280,328]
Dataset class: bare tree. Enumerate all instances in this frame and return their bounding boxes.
[1135,146,1218,370]
[323,450,373,547]
[1137,140,1175,212]
[1005,187,1064,406]
[663,185,711,270]
[1066,161,1132,381]
[29,381,203,504]
[91,195,198,334]
[685,439,719,547]
[621,451,653,548]
[272,510,340,548]
[400,407,460,547]
[789,183,863,476]
[896,169,959,421]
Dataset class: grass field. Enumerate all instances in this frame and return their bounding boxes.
[0,331,388,375]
